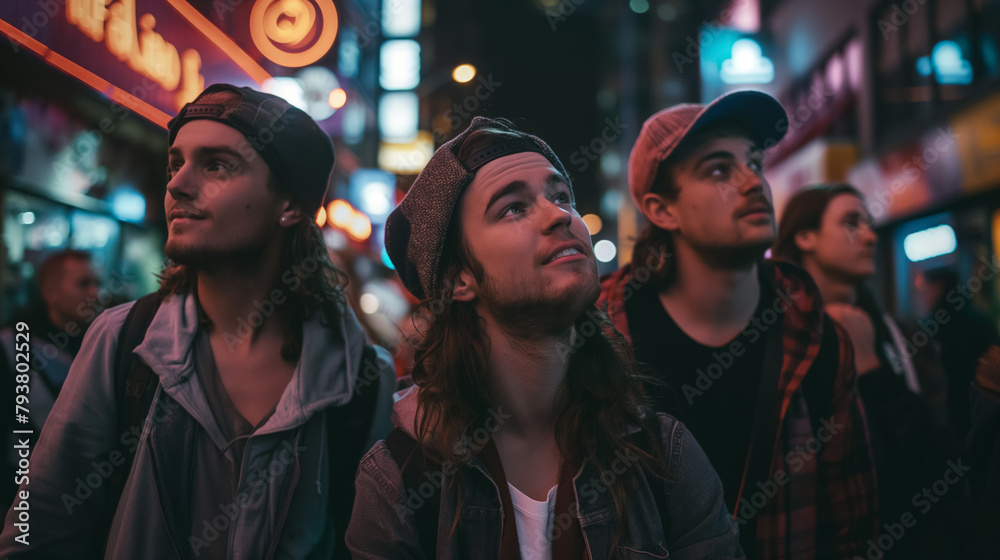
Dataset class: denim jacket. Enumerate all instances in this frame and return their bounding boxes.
[346,386,745,559]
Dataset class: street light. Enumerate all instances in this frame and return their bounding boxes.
[452,64,476,83]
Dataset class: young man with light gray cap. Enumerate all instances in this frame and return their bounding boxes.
[347,117,745,559]
[0,84,395,559]
[598,90,878,559]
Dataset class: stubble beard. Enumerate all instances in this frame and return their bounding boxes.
[478,265,600,340]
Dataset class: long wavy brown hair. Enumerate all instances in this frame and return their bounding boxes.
[409,122,664,545]
[157,89,347,360]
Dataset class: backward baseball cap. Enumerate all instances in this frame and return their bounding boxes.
[167,83,335,216]
[384,117,571,300]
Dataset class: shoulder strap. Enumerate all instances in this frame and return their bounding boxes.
[99,293,161,555]
[328,344,383,559]
[385,427,440,559]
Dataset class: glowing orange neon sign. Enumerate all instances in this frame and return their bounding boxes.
[65,0,204,109]
[250,0,338,68]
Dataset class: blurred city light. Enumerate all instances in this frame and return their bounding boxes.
[452,64,476,83]
[720,38,774,84]
[316,206,327,227]
[629,0,649,14]
[381,247,395,270]
[18,211,35,225]
[594,239,617,263]
[381,0,422,37]
[360,292,380,314]
[262,77,307,110]
[582,214,603,235]
[380,40,421,90]
[110,186,146,223]
[378,131,434,174]
[297,66,340,120]
[916,41,973,85]
[378,92,419,142]
[351,169,396,224]
[328,88,347,109]
[347,212,372,241]
[328,199,354,227]
[904,224,957,262]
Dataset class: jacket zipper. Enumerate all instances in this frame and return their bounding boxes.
[264,431,302,560]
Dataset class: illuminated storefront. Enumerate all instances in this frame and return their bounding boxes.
[0,0,377,323]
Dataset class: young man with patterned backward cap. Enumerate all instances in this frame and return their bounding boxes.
[347,117,745,559]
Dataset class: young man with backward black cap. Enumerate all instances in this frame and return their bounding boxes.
[0,84,395,559]
[346,117,745,559]
[597,91,879,559]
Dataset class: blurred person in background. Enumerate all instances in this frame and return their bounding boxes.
[916,266,1000,438]
[966,345,1000,558]
[348,117,744,559]
[774,183,962,559]
[0,249,100,509]
[599,92,878,560]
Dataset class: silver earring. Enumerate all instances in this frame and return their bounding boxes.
[280,216,288,226]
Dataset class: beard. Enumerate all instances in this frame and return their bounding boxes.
[477,263,601,340]
[164,235,268,272]
[693,236,773,270]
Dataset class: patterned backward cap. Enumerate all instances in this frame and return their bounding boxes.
[168,83,335,216]
[385,116,571,300]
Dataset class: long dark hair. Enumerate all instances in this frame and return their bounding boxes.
[409,123,663,544]
[630,158,680,292]
[773,183,893,365]
[772,183,862,263]
[157,89,347,360]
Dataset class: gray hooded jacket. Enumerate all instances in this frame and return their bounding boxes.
[0,292,395,559]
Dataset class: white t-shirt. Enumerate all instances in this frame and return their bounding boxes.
[508,482,558,560]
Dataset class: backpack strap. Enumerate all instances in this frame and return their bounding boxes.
[327,344,383,559]
[100,293,162,554]
[385,427,440,559]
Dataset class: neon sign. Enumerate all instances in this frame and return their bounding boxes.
[250,0,338,68]
[65,0,204,109]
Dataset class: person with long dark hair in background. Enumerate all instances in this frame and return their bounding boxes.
[774,183,963,559]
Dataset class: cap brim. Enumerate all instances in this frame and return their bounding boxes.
[683,90,788,152]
